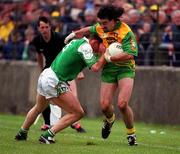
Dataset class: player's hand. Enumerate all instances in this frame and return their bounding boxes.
[104,49,111,62]
[64,32,76,44]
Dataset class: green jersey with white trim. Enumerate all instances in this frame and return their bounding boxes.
[51,37,98,82]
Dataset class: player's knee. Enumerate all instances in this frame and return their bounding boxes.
[75,108,85,120]
[34,105,43,114]
[118,99,128,112]
[101,100,111,112]
[79,109,85,118]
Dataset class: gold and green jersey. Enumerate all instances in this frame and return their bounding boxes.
[90,21,138,69]
[90,21,138,55]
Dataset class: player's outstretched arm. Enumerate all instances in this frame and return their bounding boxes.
[64,27,91,44]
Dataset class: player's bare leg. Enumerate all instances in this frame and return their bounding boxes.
[15,94,49,140]
[39,91,85,144]
[69,80,86,133]
[117,78,137,146]
[100,82,117,139]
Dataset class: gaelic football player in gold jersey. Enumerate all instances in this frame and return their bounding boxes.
[65,4,138,146]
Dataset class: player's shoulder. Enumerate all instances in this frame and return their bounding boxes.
[72,37,89,45]
[78,41,94,60]
[77,38,92,52]
[121,22,132,30]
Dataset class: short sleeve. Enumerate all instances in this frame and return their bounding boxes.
[77,42,98,68]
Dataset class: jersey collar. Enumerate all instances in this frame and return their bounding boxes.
[113,21,121,31]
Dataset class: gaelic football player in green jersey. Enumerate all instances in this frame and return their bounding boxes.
[15,36,106,144]
[65,4,138,146]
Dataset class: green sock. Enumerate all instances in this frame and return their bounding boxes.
[43,129,55,138]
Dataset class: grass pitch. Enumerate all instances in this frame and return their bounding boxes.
[0,114,180,154]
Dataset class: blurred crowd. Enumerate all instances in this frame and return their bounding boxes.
[0,0,180,66]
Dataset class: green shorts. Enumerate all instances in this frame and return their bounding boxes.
[101,63,135,83]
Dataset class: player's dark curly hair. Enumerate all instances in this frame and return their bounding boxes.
[97,4,124,21]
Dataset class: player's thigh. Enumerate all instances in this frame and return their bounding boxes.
[118,78,134,103]
[69,80,78,97]
[51,91,83,114]
[100,82,117,105]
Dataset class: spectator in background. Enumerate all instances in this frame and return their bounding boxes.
[93,0,104,16]
[77,8,96,27]
[134,0,146,13]
[0,12,14,44]
[51,10,62,32]
[161,0,178,20]
[144,0,155,7]
[122,3,134,13]
[23,0,41,23]
[127,9,142,36]
[70,0,86,21]
[168,10,180,66]
[112,0,127,8]
[56,3,81,36]
[140,8,153,24]
[84,8,96,26]
[22,25,36,61]
[138,22,152,65]
[3,29,24,60]
[146,10,168,65]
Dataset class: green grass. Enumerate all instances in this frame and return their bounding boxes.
[0,114,180,154]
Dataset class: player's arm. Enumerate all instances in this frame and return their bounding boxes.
[111,52,134,61]
[36,53,44,71]
[104,51,133,63]
[91,53,106,72]
[91,43,107,71]
[105,32,137,62]
[64,27,91,44]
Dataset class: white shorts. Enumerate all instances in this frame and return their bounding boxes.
[37,68,69,99]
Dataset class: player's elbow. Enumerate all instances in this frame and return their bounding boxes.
[127,54,134,60]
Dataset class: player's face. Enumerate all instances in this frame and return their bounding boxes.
[98,18,116,32]
[89,39,105,54]
[89,39,99,53]
[38,21,51,39]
